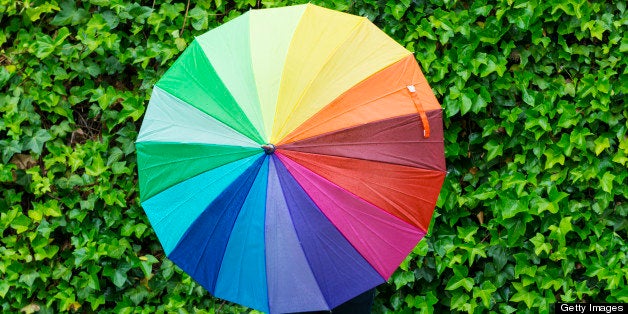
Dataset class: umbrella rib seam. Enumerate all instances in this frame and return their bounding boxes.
[273,18,367,140]
[280,82,425,144]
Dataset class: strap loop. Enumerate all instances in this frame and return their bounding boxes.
[407,85,431,138]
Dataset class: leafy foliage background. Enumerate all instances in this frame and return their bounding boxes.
[1,0,626,312]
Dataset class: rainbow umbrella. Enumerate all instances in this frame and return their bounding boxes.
[136,4,445,313]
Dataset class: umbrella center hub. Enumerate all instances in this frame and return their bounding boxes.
[262,143,276,155]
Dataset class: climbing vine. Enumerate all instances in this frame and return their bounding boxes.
[0,0,626,312]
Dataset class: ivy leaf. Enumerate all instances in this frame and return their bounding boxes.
[449,291,471,310]
[544,148,565,169]
[472,86,491,113]
[174,37,188,51]
[54,27,71,46]
[473,281,497,308]
[529,233,551,255]
[33,34,55,59]
[392,269,415,289]
[119,96,145,123]
[510,282,539,308]
[581,20,607,40]
[445,274,474,292]
[22,129,52,155]
[457,225,479,243]
[25,2,60,21]
[19,269,39,288]
[189,7,209,31]
[160,3,185,20]
[160,259,175,280]
[548,217,573,248]
[599,172,615,193]
[460,92,473,115]
[90,85,119,110]
[0,281,9,298]
[387,1,410,21]
[105,267,128,288]
[85,154,107,177]
[101,10,120,29]
[0,139,21,163]
[480,55,506,77]
[126,3,153,23]
[51,0,89,26]
[128,286,149,305]
[483,139,503,161]
[139,255,159,278]
[522,89,536,106]
[10,213,32,234]
[593,137,610,155]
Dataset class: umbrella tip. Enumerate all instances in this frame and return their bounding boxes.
[261,143,276,155]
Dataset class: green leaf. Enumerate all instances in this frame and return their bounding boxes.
[119,96,145,123]
[522,89,536,106]
[107,146,124,165]
[1,139,22,163]
[445,274,474,292]
[34,241,59,261]
[189,7,209,31]
[91,85,118,110]
[51,0,89,26]
[548,217,573,248]
[30,200,63,222]
[25,2,60,21]
[500,196,528,219]
[506,219,527,246]
[104,265,128,288]
[593,137,610,155]
[543,148,565,169]
[460,92,473,115]
[54,27,71,46]
[85,154,107,177]
[33,35,56,59]
[530,233,551,256]
[473,86,492,113]
[160,3,185,20]
[0,280,9,298]
[392,269,415,289]
[10,213,32,234]
[139,254,159,278]
[473,281,497,308]
[510,282,539,308]
[23,129,52,155]
[450,291,471,310]
[457,225,478,243]
[483,139,503,161]
[599,172,615,193]
[388,2,409,20]
[175,37,188,51]
[19,269,39,287]
[513,253,537,278]
[126,3,153,23]
[160,259,175,280]
[128,286,149,305]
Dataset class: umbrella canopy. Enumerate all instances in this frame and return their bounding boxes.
[136,4,445,313]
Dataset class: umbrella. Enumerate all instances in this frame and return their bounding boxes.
[136,4,445,313]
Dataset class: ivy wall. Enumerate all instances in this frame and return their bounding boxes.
[0,0,626,313]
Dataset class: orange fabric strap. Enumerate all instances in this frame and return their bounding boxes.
[407,85,431,138]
